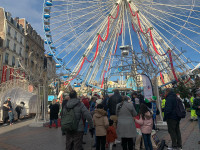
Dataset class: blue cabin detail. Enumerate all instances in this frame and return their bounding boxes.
[46,1,53,6]
[44,14,50,19]
[56,64,62,68]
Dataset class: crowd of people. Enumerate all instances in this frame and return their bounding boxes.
[47,87,200,150]
[2,97,25,126]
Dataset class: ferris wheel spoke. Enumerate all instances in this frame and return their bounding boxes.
[50,7,112,33]
[61,22,104,66]
[53,8,110,47]
[149,18,200,67]
[86,13,123,84]
[136,10,196,68]
[134,1,200,13]
[50,2,112,21]
[150,23,195,68]
[45,1,112,9]
[136,4,200,29]
[53,0,113,3]
[129,3,185,78]
[51,5,112,39]
[55,7,113,59]
[134,2,198,8]
[90,22,120,84]
[142,10,200,53]
[51,1,114,14]
[142,10,200,36]
[130,1,193,78]
[64,3,123,78]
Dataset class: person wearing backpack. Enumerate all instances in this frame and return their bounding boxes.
[164,88,182,150]
[61,90,94,150]
[93,104,109,150]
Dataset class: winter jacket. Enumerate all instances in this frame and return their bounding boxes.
[15,105,23,113]
[107,126,117,143]
[82,99,90,110]
[49,103,60,120]
[93,109,109,136]
[134,115,141,129]
[108,93,122,115]
[65,98,94,132]
[4,100,12,109]
[164,91,180,121]
[3,103,9,119]
[135,111,153,134]
[192,97,200,116]
[116,101,137,138]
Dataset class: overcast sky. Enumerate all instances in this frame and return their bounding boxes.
[1,0,44,38]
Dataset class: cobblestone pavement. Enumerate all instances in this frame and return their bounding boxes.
[0,114,199,150]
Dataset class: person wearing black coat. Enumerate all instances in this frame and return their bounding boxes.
[108,90,122,116]
[164,88,182,150]
[3,101,9,125]
[49,100,60,128]
[108,89,122,129]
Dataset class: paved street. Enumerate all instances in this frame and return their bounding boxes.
[0,114,199,150]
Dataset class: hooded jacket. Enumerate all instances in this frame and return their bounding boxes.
[108,92,122,115]
[135,111,153,134]
[65,98,94,132]
[93,109,109,136]
[164,91,180,121]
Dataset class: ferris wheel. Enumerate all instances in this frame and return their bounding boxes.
[43,0,200,89]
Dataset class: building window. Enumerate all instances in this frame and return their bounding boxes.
[14,31,17,40]
[6,39,10,49]
[19,47,22,56]
[7,26,11,36]
[13,43,16,52]
[20,36,23,44]
[12,56,15,67]
[5,53,9,64]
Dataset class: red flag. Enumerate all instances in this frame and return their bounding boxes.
[1,66,7,83]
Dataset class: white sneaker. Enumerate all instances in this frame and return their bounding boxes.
[167,147,177,150]
[115,139,121,144]
[3,123,8,126]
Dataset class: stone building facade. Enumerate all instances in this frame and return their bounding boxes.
[0,8,25,81]
[0,8,45,83]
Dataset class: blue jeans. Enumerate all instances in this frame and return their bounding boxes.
[84,121,88,134]
[142,133,153,150]
[8,111,13,124]
[50,119,58,126]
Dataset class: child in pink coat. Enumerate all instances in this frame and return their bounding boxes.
[135,103,153,150]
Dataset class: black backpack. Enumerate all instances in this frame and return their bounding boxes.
[176,97,186,118]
